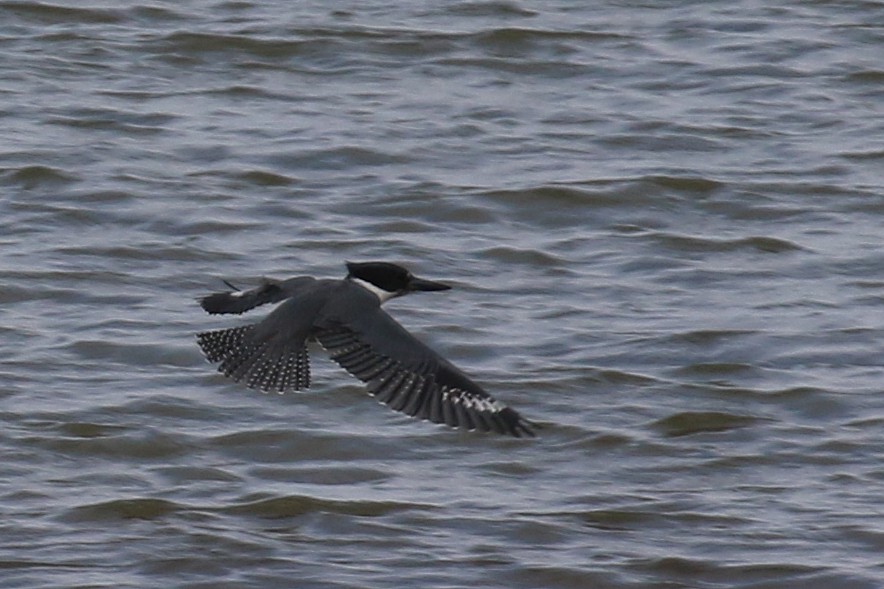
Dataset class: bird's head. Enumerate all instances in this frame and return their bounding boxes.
[346,261,451,303]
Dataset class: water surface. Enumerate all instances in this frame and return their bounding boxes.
[2,1,883,588]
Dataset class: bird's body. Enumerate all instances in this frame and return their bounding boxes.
[196,262,535,437]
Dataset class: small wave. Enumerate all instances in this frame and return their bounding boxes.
[38,426,190,460]
[651,411,758,437]
[157,31,309,59]
[479,245,562,266]
[46,111,174,136]
[675,362,757,377]
[61,498,182,522]
[2,165,77,189]
[649,231,803,254]
[233,169,298,187]
[2,2,123,25]
[443,2,538,18]
[669,329,758,346]
[250,465,391,485]
[576,506,750,532]
[223,494,429,519]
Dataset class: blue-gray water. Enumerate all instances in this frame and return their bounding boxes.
[2,1,883,588]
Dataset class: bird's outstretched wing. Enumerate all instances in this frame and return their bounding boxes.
[315,311,535,437]
[197,324,311,393]
[199,277,315,315]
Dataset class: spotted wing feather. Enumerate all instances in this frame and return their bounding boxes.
[197,325,310,393]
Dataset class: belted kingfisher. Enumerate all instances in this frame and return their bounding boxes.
[196,262,535,437]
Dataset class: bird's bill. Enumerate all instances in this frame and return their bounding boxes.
[408,276,452,292]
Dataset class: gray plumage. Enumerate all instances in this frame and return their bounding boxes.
[196,262,535,437]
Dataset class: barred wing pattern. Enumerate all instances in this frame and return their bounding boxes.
[197,325,310,393]
[316,327,534,437]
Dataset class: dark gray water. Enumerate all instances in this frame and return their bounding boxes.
[2,1,883,587]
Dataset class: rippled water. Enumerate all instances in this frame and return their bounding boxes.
[2,1,884,588]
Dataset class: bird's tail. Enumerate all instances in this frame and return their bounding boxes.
[196,325,311,393]
[198,279,287,315]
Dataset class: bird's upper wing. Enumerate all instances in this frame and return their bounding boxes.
[314,290,534,437]
[200,277,315,315]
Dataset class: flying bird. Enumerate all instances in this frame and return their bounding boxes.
[196,261,535,437]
